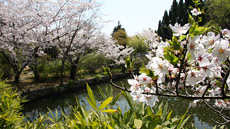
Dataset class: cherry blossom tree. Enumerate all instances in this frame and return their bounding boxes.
[0,0,48,83]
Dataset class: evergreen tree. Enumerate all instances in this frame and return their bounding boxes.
[161,11,171,41]
[111,21,128,47]
[178,0,185,25]
[111,21,125,36]
[157,20,163,37]
[169,0,178,25]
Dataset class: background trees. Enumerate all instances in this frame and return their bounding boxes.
[157,0,205,41]
[205,0,230,29]
[0,0,134,84]
[111,21,128,47]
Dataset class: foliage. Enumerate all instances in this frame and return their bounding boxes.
[157,0,206,41]
[112,29,128,47]
[111,21,128,46]
[0,81,25,129]
[127,36,149,54]
[0,53,13,79]
[79,53,112,74]
[0,80,192,128]
[37,58,68,80]
[205,0,230,29]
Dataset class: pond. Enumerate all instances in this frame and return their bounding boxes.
[23,78,229,129]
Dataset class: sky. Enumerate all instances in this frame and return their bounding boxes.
[99,0,176,36]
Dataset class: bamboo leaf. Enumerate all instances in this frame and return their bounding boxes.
[86,84,96,109]
[111,92,121,105]
[98,97,113,111]
[167,110,173,121]
[97,86,106,99]
[86,97,97,110]
[102,109,117,113]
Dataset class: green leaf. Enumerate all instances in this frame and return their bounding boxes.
[170,36,181,50]
[86,84,97,109]
[110,92,121,105]
[125,56,133,70]
[136,102,145,116]
[193,27,209,36]
[122,91,135,112]
[103,66,111,76]
[140,68,157,79]
[98,97,113,111]
[188,13,195,25]
[102,109,117,113]
[134,119,142,129]
[164,49,179,65]
[179,35,187,41]
[86,97,97,110]
[167,110,173,121]
[177,110,191,129]
[97,86,106,99]
[150,116,161,129]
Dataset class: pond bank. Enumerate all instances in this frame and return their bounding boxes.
[21,72,132,102]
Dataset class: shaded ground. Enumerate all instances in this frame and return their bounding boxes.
[8,66,76,92]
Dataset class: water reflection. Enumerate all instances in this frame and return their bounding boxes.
[23,78,229,128]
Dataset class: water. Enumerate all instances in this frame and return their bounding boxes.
[23,78,229,128]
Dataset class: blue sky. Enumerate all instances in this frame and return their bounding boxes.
[99,0,176,36]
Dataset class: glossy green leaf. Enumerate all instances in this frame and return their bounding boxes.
[164,49,179,65]
[98,97,113,111]
[179,35,187,41]
[193,26,209,36]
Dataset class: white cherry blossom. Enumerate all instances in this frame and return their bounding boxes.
[212,39,230,62]
[191,8,202,16]
[169,23,190,36]
[186,70,203,86]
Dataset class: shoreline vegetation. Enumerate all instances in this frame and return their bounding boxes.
[6,66,136,102]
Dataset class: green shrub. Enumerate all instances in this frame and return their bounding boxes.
[0,81,25,129]
[37,57,70,80]
[79,53,112,74]
[127,36,148,54]
[0,81,193,128]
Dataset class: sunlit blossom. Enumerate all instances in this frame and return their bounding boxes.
[200,32,220,49]
[169,23,190,36]
[212,39,230,62]
[191,8,201,16]
[186,70,203,86]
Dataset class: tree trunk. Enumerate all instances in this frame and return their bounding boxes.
[60,58,65,86]
[33,65,39,81]
[69,57,80,80]
[14,73,20,83]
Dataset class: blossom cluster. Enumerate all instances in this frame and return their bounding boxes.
[128,17,230,109]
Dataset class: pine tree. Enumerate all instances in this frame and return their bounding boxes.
[161,11,171,41]
[157,20,163,37]
[169,0,178,25]
[178,0,185,25]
